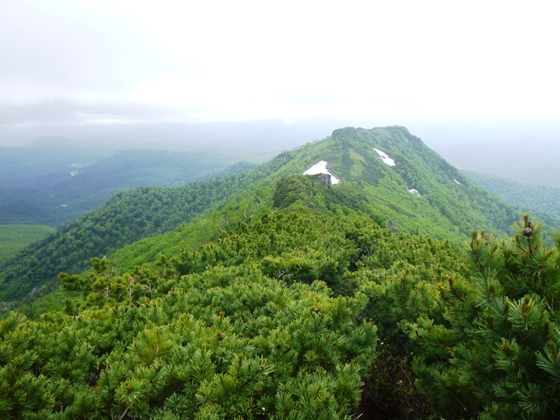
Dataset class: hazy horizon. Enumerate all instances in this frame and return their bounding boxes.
[1,1,558,150]
[1,117,558,151]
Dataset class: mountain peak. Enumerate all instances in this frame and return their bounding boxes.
[331,125,410,139]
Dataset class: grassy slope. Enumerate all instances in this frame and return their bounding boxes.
[109,127,522,275]
[0,225,56,266]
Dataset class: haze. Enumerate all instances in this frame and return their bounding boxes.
[1,0,559,148]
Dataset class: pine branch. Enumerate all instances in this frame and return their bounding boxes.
[119,406,130,420]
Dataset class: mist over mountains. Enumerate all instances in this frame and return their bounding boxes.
[0,119,335,150]
[0,142,270,226]
[4,117,559,191]
[3,116,559,150]
[437,140,560,187]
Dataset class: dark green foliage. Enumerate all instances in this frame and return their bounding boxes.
[3,125,549,418]
[1,212,381,419]
[118,211,465,418]
[407,215,560,419]
[110,126,525,284]
[361,348,427,418]
[273,175,326,208]
[1,125,528,316]
[5,185,560,418]
[273,174,368,215]
[0,200,57,225]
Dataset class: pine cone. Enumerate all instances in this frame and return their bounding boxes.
[523,227,533,237]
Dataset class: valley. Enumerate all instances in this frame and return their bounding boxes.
[0,141,273,227]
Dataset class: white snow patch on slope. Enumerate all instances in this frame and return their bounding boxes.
[373,148,396,166]
[408,188,421,197]
[454,178,462,185]
[303,161,340,184]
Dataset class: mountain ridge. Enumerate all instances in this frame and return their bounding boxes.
[0,126,523,308]
[3,127,560,420]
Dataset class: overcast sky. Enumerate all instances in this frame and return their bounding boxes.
[1,0,559,146]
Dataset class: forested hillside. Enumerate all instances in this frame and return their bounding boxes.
[464,170,560,226]
[2,127,560,418]
[0,127,524,310]
[3,206,560,418]
[0,209,459,418]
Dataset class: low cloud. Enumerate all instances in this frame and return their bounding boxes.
[0,99,192,125]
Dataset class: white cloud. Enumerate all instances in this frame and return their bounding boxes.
[0,0,558,125]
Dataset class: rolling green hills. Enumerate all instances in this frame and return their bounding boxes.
[0,126,522,309]
[4,126,560,419]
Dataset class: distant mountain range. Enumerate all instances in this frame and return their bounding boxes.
[0,139,275,226]
[0,126,528,307]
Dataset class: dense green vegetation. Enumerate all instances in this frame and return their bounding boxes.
[0,209,444,418]
[406,215,560,418]
[0,225,55,266]
[464,170,560,227]
[0,127,525,310]
[4,126,560,418]
[4,205,560,418]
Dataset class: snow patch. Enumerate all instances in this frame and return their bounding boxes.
[454,178,462,185]
[303,161,340,184]
[408,188,421,197]
[373,148,396,166]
